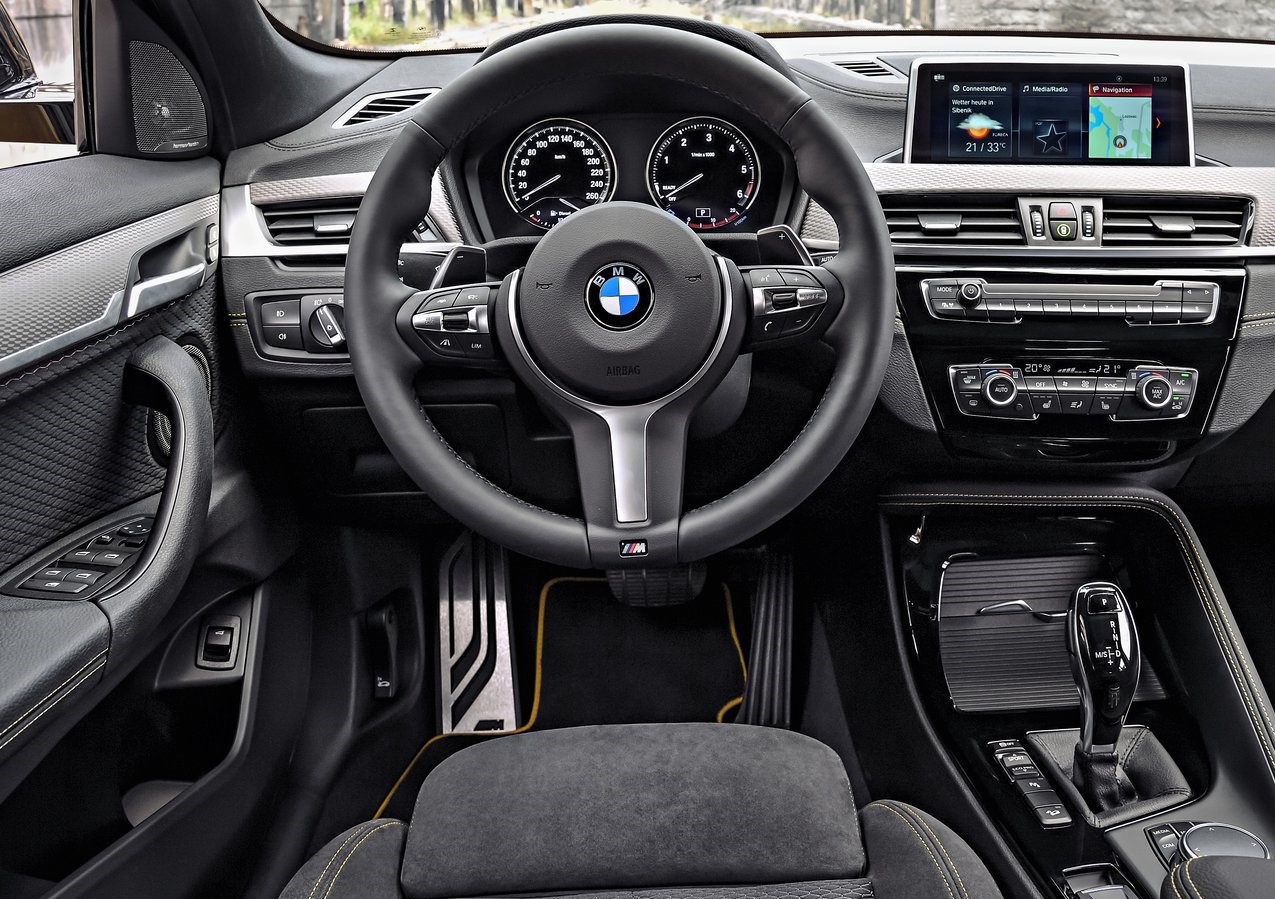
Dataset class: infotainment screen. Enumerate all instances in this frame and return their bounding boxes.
[904,60,1193,165]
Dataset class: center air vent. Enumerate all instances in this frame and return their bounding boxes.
[261,198,361,246]
[882,195,1026,245]
[334,88,436,128]
[835,58,902,79]
[1101,196,1250,247]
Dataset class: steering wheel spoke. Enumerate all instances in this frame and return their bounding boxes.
[741,265,843,350]
[398,281,506,367]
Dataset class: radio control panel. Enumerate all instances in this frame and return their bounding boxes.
[950,363,1198,422]
[923,278,1218,325]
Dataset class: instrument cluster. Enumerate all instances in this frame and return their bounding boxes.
[466,112,791,239]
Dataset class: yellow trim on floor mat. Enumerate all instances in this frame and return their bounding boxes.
[716,585,748,723]
[374,577,749,816]
[372,576,601,817]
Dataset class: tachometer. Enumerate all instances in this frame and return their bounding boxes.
[647,117,760,231]
[503,119,616,230]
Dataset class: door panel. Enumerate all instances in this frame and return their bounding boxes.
[0,152,223,764]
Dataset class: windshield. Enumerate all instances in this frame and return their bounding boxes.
[261,0,1275,53]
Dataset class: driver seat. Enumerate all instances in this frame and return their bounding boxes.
[279,724,1005,899]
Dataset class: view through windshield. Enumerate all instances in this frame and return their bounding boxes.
[259,0,1275,53]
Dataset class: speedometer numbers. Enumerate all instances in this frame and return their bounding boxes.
[648,117,759,231]
[503,119,616,230]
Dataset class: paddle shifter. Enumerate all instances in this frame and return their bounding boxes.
[1067,581,1141,810]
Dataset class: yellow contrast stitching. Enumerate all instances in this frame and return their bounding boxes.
[1182,858,1205,899]
[321,821,404,899]
[0,650,107,741]
[715,696,743,723]
[0,656,105,753]
[307,823,376,899]
[902,804,971,899]
[1167,864,1188,899]
[867,802,957,899]
[883,493,1275,777]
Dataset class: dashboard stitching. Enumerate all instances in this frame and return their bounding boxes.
[881,493,1275,780]
[266,121,408,152]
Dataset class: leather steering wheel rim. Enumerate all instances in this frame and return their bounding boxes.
[345,22,894,569]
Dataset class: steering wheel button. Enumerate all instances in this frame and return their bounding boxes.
[768,289,799,311]
[417,291,457,313]
[442,310,471,331]
[780,269,821,288]
[461,334,494,359]
[454,286,491,307]
[424,332,466,357]
[748,269,782,288]
[782,308,818,335]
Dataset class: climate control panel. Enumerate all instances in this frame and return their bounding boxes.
[950,363,1198,422]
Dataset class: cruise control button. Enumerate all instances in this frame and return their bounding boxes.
[1031,392,1060,415]
[453,285,491,307]
[423,332,466,357]
[416,290,457,313]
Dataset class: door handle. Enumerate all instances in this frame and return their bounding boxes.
[124,260,209,320]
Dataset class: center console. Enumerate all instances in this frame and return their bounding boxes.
[897,259,1245,463]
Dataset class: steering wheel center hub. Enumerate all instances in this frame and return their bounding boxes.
[516,202,723,405]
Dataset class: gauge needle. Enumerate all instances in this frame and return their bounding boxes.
[520,174,562,202]
[665,172,704,199]
[560,198,580,211]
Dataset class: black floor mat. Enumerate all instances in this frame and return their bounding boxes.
[372,577,746,820]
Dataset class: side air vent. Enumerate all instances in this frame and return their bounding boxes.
[835,57,902,79]
[261,199,361,246]
[882,195,1026,245]
[333,88,436,127]
[1101,197,1250,247]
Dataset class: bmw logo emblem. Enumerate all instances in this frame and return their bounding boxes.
[586,263,654,330]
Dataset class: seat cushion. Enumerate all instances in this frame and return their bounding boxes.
[401,723,865,898]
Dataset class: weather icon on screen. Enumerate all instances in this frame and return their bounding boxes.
[957,113,1004,139]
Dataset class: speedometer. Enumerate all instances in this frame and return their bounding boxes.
[647,117,760,231]
[503,119,616,230]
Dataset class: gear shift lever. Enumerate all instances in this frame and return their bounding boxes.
[1067,581,1141,809]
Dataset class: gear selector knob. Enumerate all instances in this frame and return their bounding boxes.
[1067,582,1141,753]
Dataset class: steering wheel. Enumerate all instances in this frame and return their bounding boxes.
[345,23,894,570]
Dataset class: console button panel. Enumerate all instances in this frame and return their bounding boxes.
[950,364,1198,422]
[988,740,1072,828]
[923,279,1218,326]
